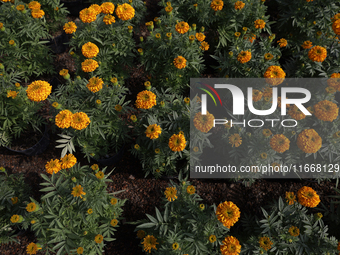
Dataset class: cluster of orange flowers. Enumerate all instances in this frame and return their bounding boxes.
[332,13,340,35]
[28,1,44,19]
[55,110,90,130]
[45,154,77,174]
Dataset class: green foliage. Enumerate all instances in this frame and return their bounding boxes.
[24,163,126,255]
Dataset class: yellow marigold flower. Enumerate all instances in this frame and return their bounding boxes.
[327,73,340,91]
[195,32,205,42]
[164,187,177,201]
[101,2,114,14]
[210,0,224,11]
[45,159,62,174]
[82,42,99,58]
[111,219,118,227]
[264,65,286,86]
[94,234,103,243]
[200,41,209,51]
[184,97,190,104]
[26,243,41,255]
[63,22,77,34]
[7,90,18,99]
[115,104,122,112]
[234,1,245,10]
[199,204,205,210]
[137,230,146,239]
[252,89,262,102]
[87,208,93,214]
[234,32,241,37]
[254,19,266,29]
[172,242,179,250]
[11,197,18,204]
[95,171,104,179]
[169,133,186,152]
[26,80,52,102]
[220,236,241,254]
[96,99,101,105]
[90,164,98,171]
[270,134,290,153]
[175,21,190,34]
[332,19,340,35]
[155,33,161,39]
[229,134,242,147]
[314,100,338,122]
[111,198,117,205]
[72,184,86,198]
[103,14,115,24]
[135,90,157,109]
[115,3,135,21]
[209,234,216,243]
[173,56,187,69]
[193,111,214,133]
[189,35,195,41]
[87,77,103,93]
[302,40,313,49]
[264,53,273,60]
[71,112,90,130]
[260,152,267,159]
[28,1,40,10]
[288,226,300,237]
[89,4,101,15]
[297,186,320,207]
[286,191,296,205]
[333,131,340,138]
[61,154,77,169]
[145,124,162,139]
[155,148,160,154]
[15,83,20,88]
[308,46,327,62]
[10,214,20,223]
[130,115,137,122]
[134,144,140,150]
[59,69,69,78]
[216,201,241,228]
[165,6,173,13]
[26,202,37,212]
[142,235,158,253]
[277,38,287,47]
[262,129,272,137]
[81,59,99,73]
[186,185,195,194]
[237,51,251,63]
[79,8,97,23]
[297,129,322,154]
[55,109,72,129]
[16,5,25,11]
[31,220,36,224]
[77,247,84,254]
[31,9,45,18]
[288,105,306,120]
[259,236,273,251]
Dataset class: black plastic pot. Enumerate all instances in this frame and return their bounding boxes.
[5,124,50,156]
[60,0,91,16]
[92,144,125,166]
[46,32,69,54]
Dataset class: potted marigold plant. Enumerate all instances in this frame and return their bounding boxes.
[134,174,242,254]
[22,159,126,255]
[130,86,190,177]
[0,68,51,155]
[48,74,132,162]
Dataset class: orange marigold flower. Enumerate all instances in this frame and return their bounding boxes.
[234,1,245,10]
[26,80,52,102]
[11,197,18,204]
[89,4,101,15]
[277,38,287,47]
[288,226,300,237]
[63,22,77,34]
[308,46,327,62]
[262,129,272,137]
[332,19,340,35]
[169,133,186,152]
[254,19,266,29]
[237,51,251,63]
[195,32,205,42]
[61,154,77,169]
[16,5,25,11]
[94,234,103,243]
[81,59,99,73]
[103,14,116,25]
[264,65,286,86]
[186,185,195,194]
[175,21,189,34]
[87,77,103,93]
[145,124,162,139]
[327,73,340,91]
[135,90,156,109]
[193,111,214,133]
[28,1,40,10]
[216,201,241,228]
[244,33,256,43]
[270,134,290,153]
[164,187,177,201]
[297,129,322,153]
[26,202,37,212]
[81,42,99,58]
[101,2,114,14]
[220,236,241,255]
[229,134,242,147]
[26,243,41,255]
[55,109,72,129]
[288,105,306,120]
[313,100,338,122]
[173,56,187,69]
[302,40,313,49]
[72,184,86,198]
[79,8,97,23]
[115,3,135,21]
[259,236,273,251]
[210,0,224,11]
[31,9,45,18]
[45,159,62,174]
[200,41,209,51]
[286,191,296,205]
[297,186,320,207]
[252,89,263,102]
[71,112,90,130]
[142,235,158,253]
[7,90,18,99]
[264,53,273,60]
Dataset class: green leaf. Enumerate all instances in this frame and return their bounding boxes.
[136,223,156,229]
[40,186,56,192]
